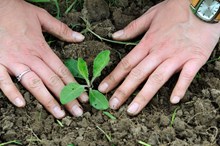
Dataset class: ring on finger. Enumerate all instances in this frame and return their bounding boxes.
[16,68,31,82]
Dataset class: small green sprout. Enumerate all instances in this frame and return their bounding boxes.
[56,119,64,127]
[0,140,22,146]
[103,111,116,120]
[137,140,151,146]
[96,125,112,142]
[170,106,180,127]
[61,50,110,110]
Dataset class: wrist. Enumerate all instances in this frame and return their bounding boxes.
[189,0,220,23]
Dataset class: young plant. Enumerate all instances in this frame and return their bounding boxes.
[0,140,22,146]
[60,50,110,110]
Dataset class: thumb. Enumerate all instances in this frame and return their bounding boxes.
[37,8,84,42]
[112,7,157,41]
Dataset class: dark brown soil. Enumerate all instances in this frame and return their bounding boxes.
[0,0,220,146]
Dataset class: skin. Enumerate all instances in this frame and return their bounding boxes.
[98,0,220,115]
[0,0,89,119]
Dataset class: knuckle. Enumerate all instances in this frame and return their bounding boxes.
[138,92,148,102]
[108,74,116,83]
[192,47,208,61]
[149,73,164,84]
[58,65,71,78]
[142,32,155,44]
[48,75,61,87]
[119,58,132,71]
[59,22,70,37]
[28,77,42,89]
[115,89,126,98]
[38,8,49,14]
[182,71,194,82]
[126,19,138,31]
[44,98,55,109]
[129,68,145,81]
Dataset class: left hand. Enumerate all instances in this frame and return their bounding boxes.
[98,0,220,115]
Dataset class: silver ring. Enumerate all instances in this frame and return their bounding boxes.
[16,68,31,82]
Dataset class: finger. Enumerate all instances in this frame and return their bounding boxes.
[170,59,204,104]
[109,50,166,109]
[11,65,65,119]
[27,58,84,117]
[98,33,156,93]
[38,41,89,103]
[0,65,25,107]
[36,8,84,42]
[112,7,157,40]
[127,58,180,115]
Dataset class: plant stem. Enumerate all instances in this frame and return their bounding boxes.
[87,28,138,46]
[0,140,22,146]
[27,0,50,2]
[96,125,112,142]
[81,17,138,46]
[103,111,116,120]
[170,106,180,127]
[56,119,64,127]
[65,0,77,14]
[52,0,60,19]
[137,140,151,146]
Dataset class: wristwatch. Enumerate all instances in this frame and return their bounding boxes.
[190,0,220,23]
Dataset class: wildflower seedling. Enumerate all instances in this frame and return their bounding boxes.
[60,50,110,110]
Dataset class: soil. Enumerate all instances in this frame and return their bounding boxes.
[0,0,220,146]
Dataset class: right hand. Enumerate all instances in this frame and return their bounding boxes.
[0,0,88,118]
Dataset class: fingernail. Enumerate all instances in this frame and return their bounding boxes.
[53,106,65,118]
[72,32,85,42]
[14,98,24,107]
[72,105,83,117]
[171,96,181,104]
[127,102,139,114]
[98,82,109,92]
[110,97,119,109]
[112,30,124,39]
[80,93,89,102]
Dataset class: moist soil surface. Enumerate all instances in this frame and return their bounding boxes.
[0,0,220,146]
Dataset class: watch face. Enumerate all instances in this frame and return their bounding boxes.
[197,0,220,21]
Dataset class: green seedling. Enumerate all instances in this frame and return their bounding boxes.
[96,125,112,142]
[170,106,180,127]
[60,50,110,110]
[0,140,22,146]
[137,140,151,146]
[56,119,64,127]
[103,111,116,120]
[65,0,84,14]
[81,18,139,46]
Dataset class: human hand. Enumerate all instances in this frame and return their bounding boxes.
[98,0,220,115]
[0,0,88,118]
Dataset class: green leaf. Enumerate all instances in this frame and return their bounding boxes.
[89,90,109,110]
[64,58,84,79]
[60,83,84,104]
[92,50,110,81]
[77,58,89,84]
